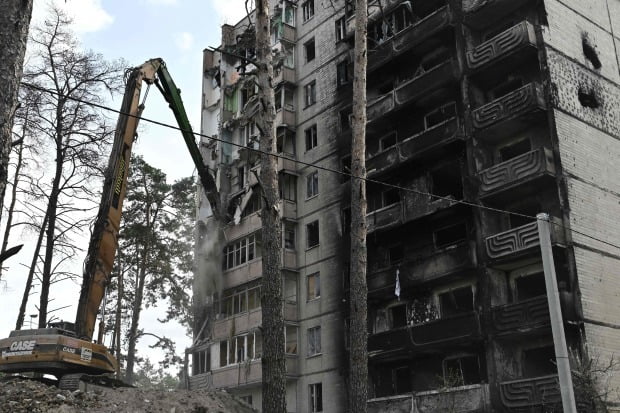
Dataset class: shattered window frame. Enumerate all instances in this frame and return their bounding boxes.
[305,124,318,151]
[306,220,320,248]
[335,17,346,42]
[309,382,323,412]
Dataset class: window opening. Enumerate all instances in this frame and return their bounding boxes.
[578,88,599,108]
[341,155,351,182]
[279,173,297,201]
[285,325,298,354]
[444,355,481,386]
[335,17,346,42]
[304,38,316,62]
[491,77,524,99]
[394,366,412,394]
[337,60,350,87]
[509,202,538,229]
[516,272,546,301]
[388,244,404,264]
[306,171,319,198]
[309,383,323,412]
[424,102,456,129]
[304,80,317,107]
[307,326,322,355]
[302,0,314,21]
[439,285,474,318]
[308,273,320,300]
[284,222,296,249]
[305,124,318,150]
[431,163,462,199]
[390,304,407,328]
[500,138,531,162]
[523,346,557,377]
[307,220,319,248]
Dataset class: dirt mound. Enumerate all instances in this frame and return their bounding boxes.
[0,378,257,413]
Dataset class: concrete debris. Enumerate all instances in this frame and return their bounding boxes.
[0,378,257,413]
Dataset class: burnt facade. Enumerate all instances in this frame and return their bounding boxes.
[188,0,620,411]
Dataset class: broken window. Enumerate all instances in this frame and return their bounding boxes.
[337,60,351,88]
[307,272,320,300]
[379,132,397,151]
[431,163,462,199]
[277,128,296,155]
[424,102,456,129]
[304,38,316,62]
[345,0,355,17]
[242,190,262,218]
[523,346,557,377]
[307,326,322,356]
[237,167,246,190]
[374,308,389,333]
[306,171,319,198]
[279,173,297,201]
[341,155,351,182]
[382,187,401,208]
[283,0,296,26]
[484,20,517,41]
[309,383,323,412]
[235,336,246,363]
[248,286,261,310]
[439,285,474,318]
[240,86,256,108]
[390,304,407,328]
[306,220,320,248]
[491,76,524,99]
[284,222,296,250]
[444,355,481,386]
[302,0,314,21]
[275,86,295,111]
[388,244,404,264]
[220,340,229,367]
[285,325,298,354]
[515,272,546,301]
[240,395,253,406]
[304,80,317,107]
[509,202,538,229]
[499,138,531,162]
[394,366,412,394]
[335,17,346,42]
[223,233,261,270]
[305,124,318,151]
[434,222,467,249]
[243,122,257,146]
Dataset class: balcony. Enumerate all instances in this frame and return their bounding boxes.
[273,66,296,85]
[367,6,455,72]
[500,375,560,411]
[472,82,546,138]
[368,312,481,355]
[367,92,395,124]
[277,155,297,172]
[369,384,490,413]
[367,203,402,233]
[478,147,556,200]
[402,190,460,223]
[368,243,476,297]
[273,22,296,43]
[485,217,565,262]
[212,356,298,389]
[275,107,295,127]
[213,310,262,340]
[279,199,297,220]
[223,258,262,290]
[464,0,531,29]
[467,21,537,72]
[492,296,550,336]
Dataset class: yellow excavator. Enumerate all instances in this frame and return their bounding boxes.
[0,58,218,389]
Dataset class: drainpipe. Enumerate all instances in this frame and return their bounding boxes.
[537,213,577,412]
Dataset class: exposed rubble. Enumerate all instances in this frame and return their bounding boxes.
[0,378,257,413]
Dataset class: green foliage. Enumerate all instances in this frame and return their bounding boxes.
[132,357,180,391]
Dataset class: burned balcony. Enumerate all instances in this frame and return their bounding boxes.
[485,217,565,262]
[368,384,490,413]
[467,21,537,72]
[368,311,482,355]
[492,296,550,336]
[367,202,402,234]
[463,0,531,30]
[273,66,296,86]
[211,356,299,389]
[478,147,556,201]
[367,6,455,72]
[500,375,560,411]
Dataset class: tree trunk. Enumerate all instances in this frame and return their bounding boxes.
[15,212,49,330]
[125,252,147,385]
[0,0,34,230]
[114,255,124,378]
[0,124,26,281]
[349,0,369,409]
[255,0,286,411]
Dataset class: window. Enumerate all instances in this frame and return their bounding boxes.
[284,222,296,249]
[305,124,318,151]
[339,110,352,131]
[390,304,407,328]
[307,326,322,356]
[439,285,474,318]
[237,167,246,190]
[248,286,261,310]
[500,139,531,162]
[388,245,403,264]
[275,87,295,111]
[283,0,296,26]
[431,163,462,198]
[280,173,297,201]
[218,333,261,367]
[336,60,350,88]
[335,17,346,42]
[304,80,317,107]
[283,273,298,303]
[424,102,456,129]
[302,0,314,21]
[381,188,400,207]
[307,273,320,300]
[515,272,546,301]
[285,325,298,354]
[306,171,319,198]
[433,223,467,249]
[240,395,253,406]
[491,76,524,99]
[523,346,556,377]
[306,220,319,248]
[304,38,316,62]
[379,132,397,151]
[444,355,481,386]
[223,233,261,270]
[309,383,323,412]
[243,122,257,146]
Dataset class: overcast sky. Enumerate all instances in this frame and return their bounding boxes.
[0,0,246,375]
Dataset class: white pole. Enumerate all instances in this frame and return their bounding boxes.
[537,213,577,412]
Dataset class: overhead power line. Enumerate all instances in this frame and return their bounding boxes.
[20,81,620,252]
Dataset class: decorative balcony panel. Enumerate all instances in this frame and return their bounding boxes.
[463,0,531,30]
[273,66,296,85]
[367,92,395,123]
[478,147,556,197]
[485,217,565,261]
[368,384,490,413]
[280,23,296,43]
[394,60,459,106]
[467,21,537,71]
[367,202,402,233]
[492,296,550,334]
[275,107,295,127]
[472,83,546,132]
[368,312,481,354]
[500,375,560,411]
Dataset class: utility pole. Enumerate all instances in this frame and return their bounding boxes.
[537,213,577,412]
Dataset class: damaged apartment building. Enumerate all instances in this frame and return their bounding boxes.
[185,0,620,411]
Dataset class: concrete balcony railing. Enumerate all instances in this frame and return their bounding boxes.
[213,309,262,340]
[463,0,531,30]
[492,296,550,335]
[485,217,565,261]
[279,199,297,220]
[368,243,476,296]
[277,155,297,172]
[368,312,481,355]
[273,66,296,86]
[274,22,296,43]
[223,258,263,290]
[366,6,455,72]
[472,82,546,136]
[275,107,295,127]
[500,375,560,411]
[366,59,459,125]
[467,21,537,71]
[188,372,213,390]
[367,202,402,233]
[211,355,299,389]
[478,147,556,199]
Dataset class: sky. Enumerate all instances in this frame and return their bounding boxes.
[0,0,246,376]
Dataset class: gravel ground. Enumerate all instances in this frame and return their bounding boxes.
[0,378,258,413]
